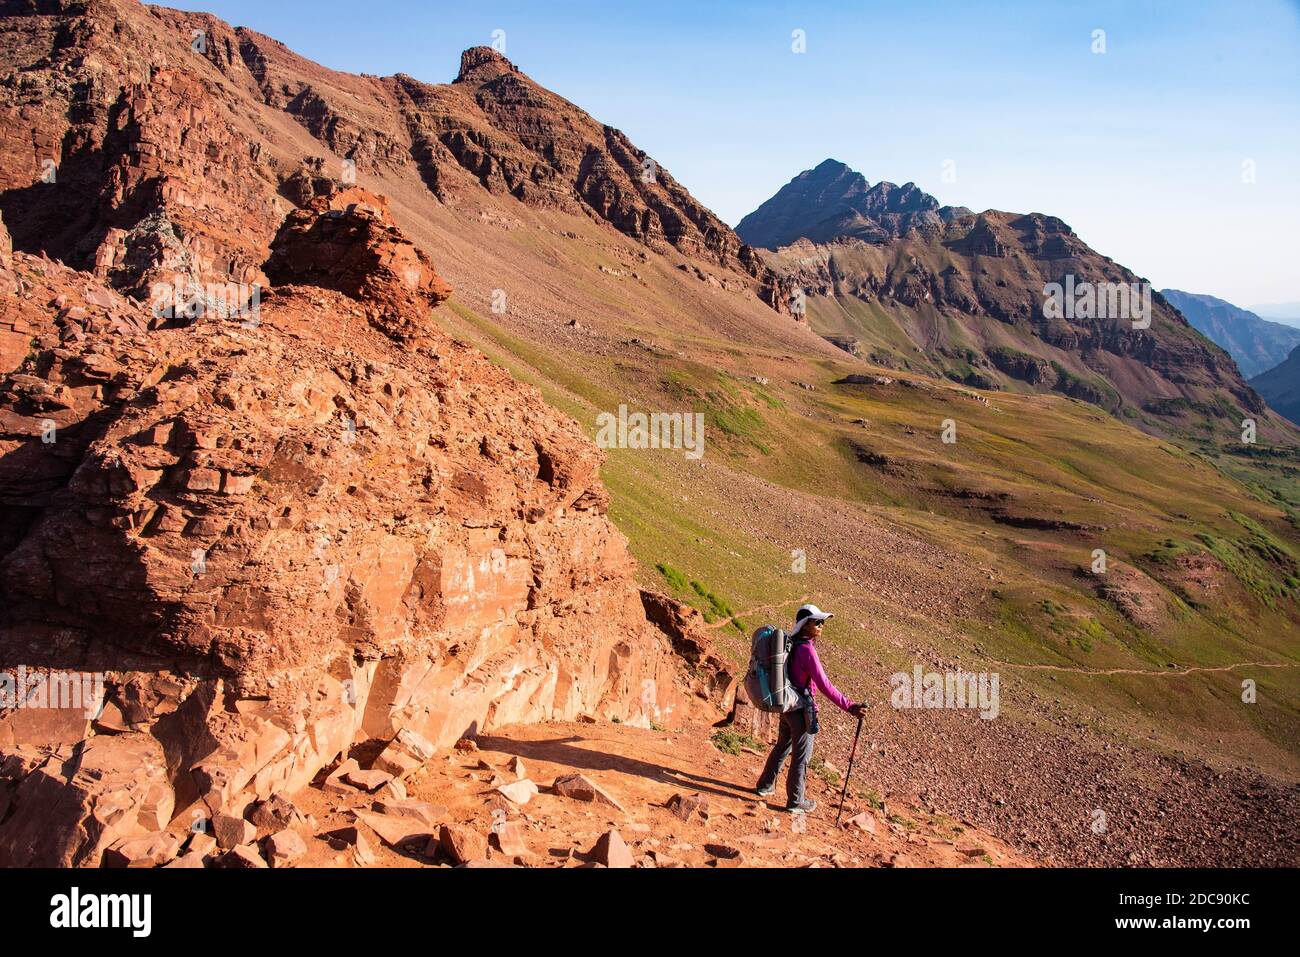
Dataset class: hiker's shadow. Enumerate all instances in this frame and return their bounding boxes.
[475,733,756,803]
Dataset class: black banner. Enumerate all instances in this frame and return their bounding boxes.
[0,867,1282,944]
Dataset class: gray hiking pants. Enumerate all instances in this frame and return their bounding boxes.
[756,707,814,805]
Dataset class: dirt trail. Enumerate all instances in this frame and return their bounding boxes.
[706,596,812,630]
[287,719,1032,868]
[984,659,1297,677]
[705,593,871,631]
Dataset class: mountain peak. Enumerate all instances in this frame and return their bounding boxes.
[737,159,966,249]
[812,157,855,174]
[456,45,520,83]
[801,158,866,189]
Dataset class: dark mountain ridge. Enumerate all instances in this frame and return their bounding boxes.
[1251,344,1300,425]
[736,158,972,248]
[1161,289,1300,379]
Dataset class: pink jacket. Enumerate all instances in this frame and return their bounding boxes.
[789,639,854,713]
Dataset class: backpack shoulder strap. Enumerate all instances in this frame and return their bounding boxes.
[786,636,813,695]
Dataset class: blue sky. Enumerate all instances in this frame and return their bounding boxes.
[164,0,1300,306]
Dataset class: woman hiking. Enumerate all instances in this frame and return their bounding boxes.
[755,604,864,812]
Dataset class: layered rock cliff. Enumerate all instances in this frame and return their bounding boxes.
[0,0,730,866]
[0,177,723,865]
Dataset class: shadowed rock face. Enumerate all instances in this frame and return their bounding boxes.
[1251,345,1300,425]
[0,1,726,866]
[434,45,753,270]
[0,54,277,301]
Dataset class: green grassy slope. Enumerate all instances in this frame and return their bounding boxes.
[430,245,1300,777]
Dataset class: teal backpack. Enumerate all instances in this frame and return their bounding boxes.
[743,625,804,713]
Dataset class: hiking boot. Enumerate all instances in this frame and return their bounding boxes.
[785,798,817,813]
[755,783,775,797]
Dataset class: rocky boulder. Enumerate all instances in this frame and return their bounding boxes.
[264,187,452,342]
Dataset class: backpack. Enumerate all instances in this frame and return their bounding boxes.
[743,624,806,713]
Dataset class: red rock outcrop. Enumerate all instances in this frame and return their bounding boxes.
[0,210,30,373]
[0,182,716,867]
[264,186,451,342]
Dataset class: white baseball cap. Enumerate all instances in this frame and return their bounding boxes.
[792,604,833,634]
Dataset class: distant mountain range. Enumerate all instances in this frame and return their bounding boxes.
[1250,345,1300,425]
[1161,290,1300,378]
[1248,302,1300,326]
[737,160,1290,442]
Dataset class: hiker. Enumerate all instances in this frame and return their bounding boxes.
[755,604,864,812]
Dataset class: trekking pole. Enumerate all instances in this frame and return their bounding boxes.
[835,712,865,826]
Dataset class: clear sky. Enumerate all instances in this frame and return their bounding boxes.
[162,0,1300,306]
